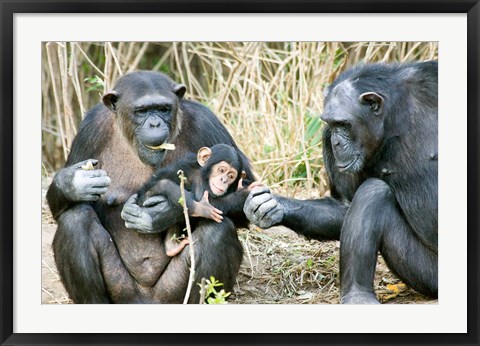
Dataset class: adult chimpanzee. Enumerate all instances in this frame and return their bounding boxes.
[136,144,257,256]
[244,61,438,304]
[47,71,254,304]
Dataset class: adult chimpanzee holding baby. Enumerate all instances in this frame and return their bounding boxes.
[47,71,254,303]
[136,144,257,257]
[244,61,438,304]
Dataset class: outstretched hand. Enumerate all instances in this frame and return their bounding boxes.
[191,191,224,223]
[243,185,284,229]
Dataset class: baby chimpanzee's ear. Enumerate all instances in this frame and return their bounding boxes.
[197,147,212,166]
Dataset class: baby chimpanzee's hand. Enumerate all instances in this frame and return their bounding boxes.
[192,191,224,223]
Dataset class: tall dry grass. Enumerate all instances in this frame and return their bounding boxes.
[42,41,438,197]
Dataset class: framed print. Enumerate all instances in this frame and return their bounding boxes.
[1,1,479,345]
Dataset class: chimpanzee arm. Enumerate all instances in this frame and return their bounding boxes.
[208,189,247,212]
[136,164,188,203]
[122,180,224,232]
[47,109,112,219]
[47,159,111,219]
[244,186,347,240]
[122,194,184,233]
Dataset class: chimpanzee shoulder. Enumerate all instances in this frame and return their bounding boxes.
[65,103,114,167]
[178,99,255,178]
[179,100,236,142]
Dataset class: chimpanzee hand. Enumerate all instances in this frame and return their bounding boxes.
[243,186,285,229]
[55,159,111,202]
[121,194,174,233]
[191,191,224,223]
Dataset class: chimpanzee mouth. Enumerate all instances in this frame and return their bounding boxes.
[337,158,357,172]
[210,183,225,196]
[144,143,176,151]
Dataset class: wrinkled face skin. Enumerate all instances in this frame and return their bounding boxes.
[103,72,186,167]
[128,94,177,166]
[321,80,385,174]
[207,161,239,197]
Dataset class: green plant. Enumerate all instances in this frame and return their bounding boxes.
[84,75,105,92]
[200,276,231,304]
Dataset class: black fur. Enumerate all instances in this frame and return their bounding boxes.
[277,61,438,303]
[136,143,250,225]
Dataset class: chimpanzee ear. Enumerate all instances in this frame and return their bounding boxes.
[241,171,247,179]
[174,84,187,100]
[359,92,384,115]
[103,90,120,113]
[197,147,212,166]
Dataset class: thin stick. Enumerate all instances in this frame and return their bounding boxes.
[178,170,196,304]
[199,277,206,304]
[45,42,68,160]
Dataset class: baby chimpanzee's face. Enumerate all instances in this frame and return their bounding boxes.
[208,161,238,196]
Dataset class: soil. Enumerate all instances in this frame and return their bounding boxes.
[41,178,437,305]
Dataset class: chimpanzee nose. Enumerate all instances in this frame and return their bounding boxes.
[148,117,161,128]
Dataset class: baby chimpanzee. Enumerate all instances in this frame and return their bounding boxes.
[137,144,257,256]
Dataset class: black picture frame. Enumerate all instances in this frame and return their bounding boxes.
[1,1,479,345]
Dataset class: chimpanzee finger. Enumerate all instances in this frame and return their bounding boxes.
[121,195,141,218]
[71,159,99,169]
[89,177,112,189]
[244,191,273,214]
[211,210,224,223]
[143,195,168,208]
[213,207,223,215]
[124,221,155,233]
[255,198,279,219]
[74,170,110,190]
[88,187,109,195]
[248,181,263,191]
[261,207,284,228]
[124,194,139,205]
[122,208,154,232]
[80,193,101,202]
[249,185,271,197]
[83,169,109,179]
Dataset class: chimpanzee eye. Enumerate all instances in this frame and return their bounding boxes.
[134,107,147,114]
[333,120,347,127]
[219,167,225,173]
[159,105,171,113]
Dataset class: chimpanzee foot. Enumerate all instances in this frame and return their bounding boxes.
[341,291,380,304]
[166,238,190,257]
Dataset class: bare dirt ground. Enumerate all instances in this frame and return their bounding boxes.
[42,177,437,305]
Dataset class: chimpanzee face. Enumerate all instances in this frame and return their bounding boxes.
[102,71,186,167]
[207,161,239,197]
[321,80,385,174]
[197,145,243,197]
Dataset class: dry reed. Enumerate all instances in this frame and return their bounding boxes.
[42,41,438,197]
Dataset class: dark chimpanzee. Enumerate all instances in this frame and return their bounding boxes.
[47,71,254,303]
[244,61,438,304]
[135,144,257,257]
